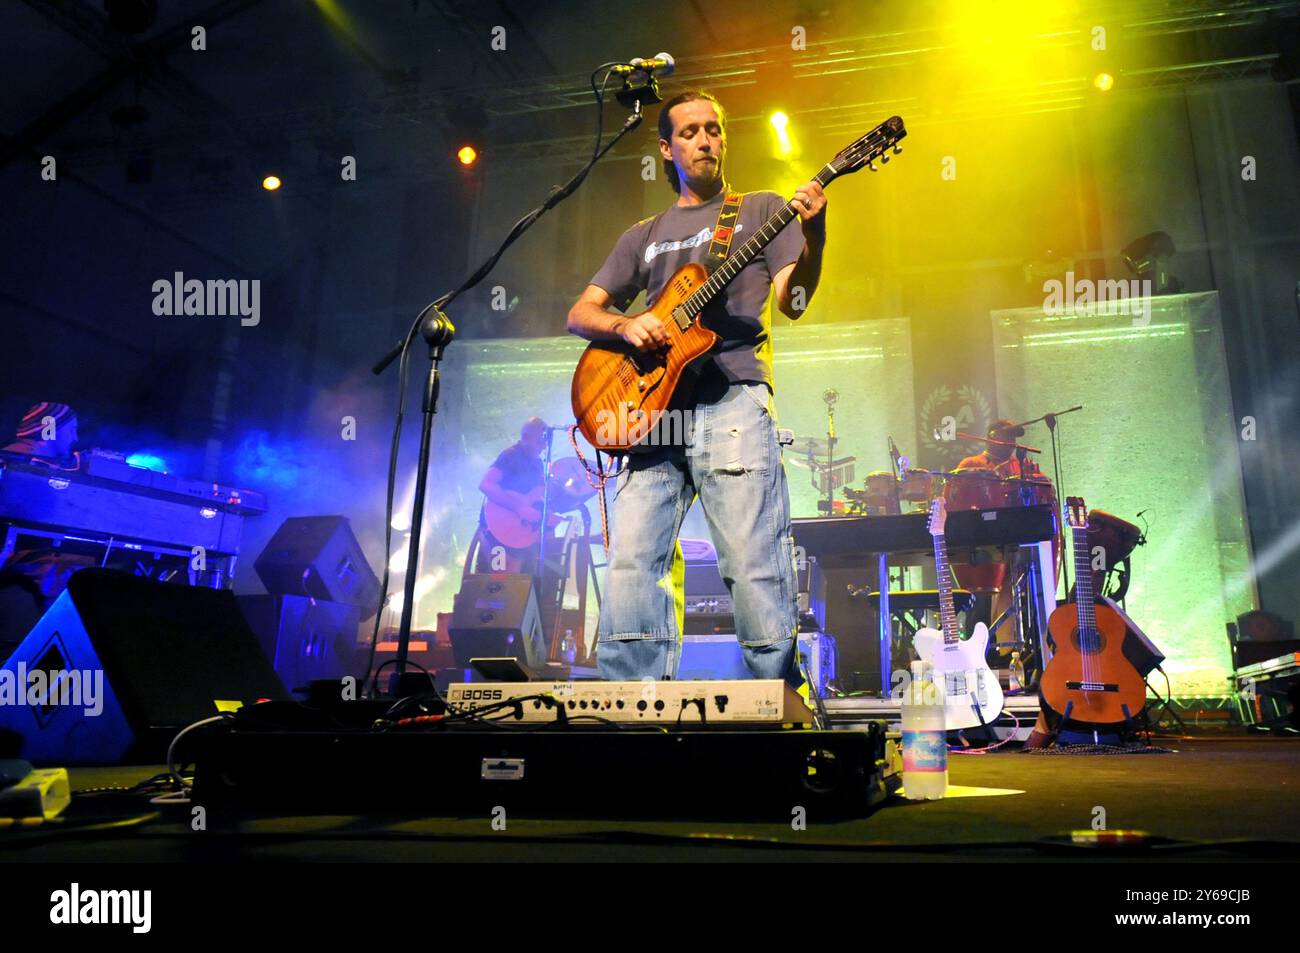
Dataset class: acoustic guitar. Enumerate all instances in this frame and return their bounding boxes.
[570,116,907,451]
[912,497,1005,729]
[482,487,547,550]
[1039,497,1147,729]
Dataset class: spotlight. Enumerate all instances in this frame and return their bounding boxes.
[262,175,282,191]
[457,145,478,166]
[1093,72,1115,92]
[1121,230,1181,294]
[769,111,794,158]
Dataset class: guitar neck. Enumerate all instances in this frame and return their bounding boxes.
[1071,523,1096,629]
[684,164,836,315]
[932,532,960,646]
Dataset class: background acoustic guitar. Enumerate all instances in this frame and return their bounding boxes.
[1039,496,1147,730]
[482,487,550,550]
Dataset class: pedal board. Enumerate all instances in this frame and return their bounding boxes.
[445,678,814,726]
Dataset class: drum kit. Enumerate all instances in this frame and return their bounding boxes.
[842,464,1056,519]
[550,418,1144,595]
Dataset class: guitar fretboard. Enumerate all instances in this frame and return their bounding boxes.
[933,532,960,647]
[1071,522,1096,630]
[681,164,836,318]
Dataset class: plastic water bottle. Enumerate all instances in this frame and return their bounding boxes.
[1009,651,1025,694]
[562,629,576,665]
[901,660,948,800]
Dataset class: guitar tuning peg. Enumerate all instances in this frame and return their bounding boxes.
[893,145,903,154]
[868,162,878,171]
[881,155,891,164]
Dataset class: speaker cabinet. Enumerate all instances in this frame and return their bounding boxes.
[236,595,362,692]
[0,569,288,765]
[449,575,545,668]
[254,516,379,619]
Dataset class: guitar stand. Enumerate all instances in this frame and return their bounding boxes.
[1145,676,1188,733]
[1047,700,1144,748]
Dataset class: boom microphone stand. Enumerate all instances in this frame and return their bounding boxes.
[1013,404,1082,596]
[368,69,656,695]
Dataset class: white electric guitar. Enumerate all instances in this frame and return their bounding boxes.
[912,497,1005,730]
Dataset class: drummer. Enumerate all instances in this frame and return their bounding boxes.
[956,418,1045,479]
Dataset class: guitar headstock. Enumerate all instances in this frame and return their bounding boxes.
[927,495,948,537]
[1065,496,1089,530]
[830,116,907,178]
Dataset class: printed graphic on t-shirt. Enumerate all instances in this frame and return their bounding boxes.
[644,224,746,263]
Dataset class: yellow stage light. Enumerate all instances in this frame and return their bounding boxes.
[457,145,478,166]
[261,175,281,191]
[1094,72,1115,92]
[769,112,794,158]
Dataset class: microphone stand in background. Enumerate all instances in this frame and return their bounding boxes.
[1013,404,1082,597]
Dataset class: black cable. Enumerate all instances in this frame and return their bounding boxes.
[369,656,436,701]
[674,697,706,730]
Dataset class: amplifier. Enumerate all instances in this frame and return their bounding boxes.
[445,679,813,726]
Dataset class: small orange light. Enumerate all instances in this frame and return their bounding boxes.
[262,175,282,191]
[457,145,478,166]
[1093,72,1114,92]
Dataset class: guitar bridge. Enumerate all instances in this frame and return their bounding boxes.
[1065,681,1119,692]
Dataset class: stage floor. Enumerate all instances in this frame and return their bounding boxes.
[8,735,1299,863]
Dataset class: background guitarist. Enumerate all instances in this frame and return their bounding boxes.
[566,90,827,687]
[473,416,553,574]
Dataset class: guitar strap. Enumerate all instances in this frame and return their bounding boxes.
[704,191,744,268]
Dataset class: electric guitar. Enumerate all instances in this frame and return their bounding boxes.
[1039,497,1147,728]
[570,116,907,451]
[912,497,1005,729]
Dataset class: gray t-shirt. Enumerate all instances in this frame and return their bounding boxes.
[589,189,805,388]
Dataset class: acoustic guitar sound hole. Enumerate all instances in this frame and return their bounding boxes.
[1071,627,1106,655]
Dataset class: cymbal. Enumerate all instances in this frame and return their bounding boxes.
[790,436,833,455]
[547,457,596,504]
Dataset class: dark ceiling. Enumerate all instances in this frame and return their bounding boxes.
[3,0,1298,207]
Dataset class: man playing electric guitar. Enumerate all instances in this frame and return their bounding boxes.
[566,90,827,687]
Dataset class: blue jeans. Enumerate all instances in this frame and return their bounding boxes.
[596,382,802,688]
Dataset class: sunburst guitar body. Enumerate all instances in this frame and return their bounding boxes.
[570,263,717,451]
[571,116,908,451]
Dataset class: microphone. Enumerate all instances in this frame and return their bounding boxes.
[614,52,675,79]
[887,435,899,458]
[822,388,839,406]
